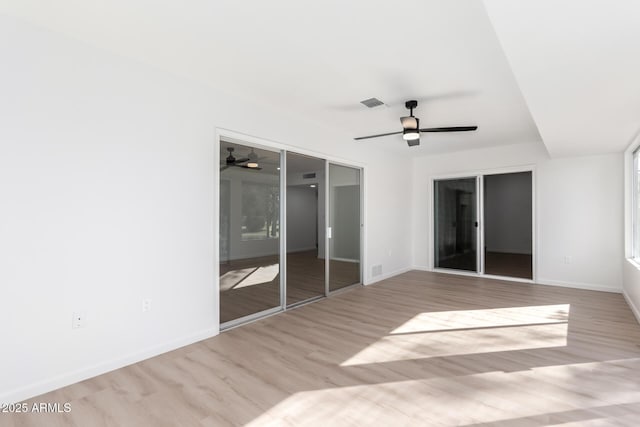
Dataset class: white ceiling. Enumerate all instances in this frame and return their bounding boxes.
[4,1,638,157]
[1,0,542,155]
[485,0,640,157]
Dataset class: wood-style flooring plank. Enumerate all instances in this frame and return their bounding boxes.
[2,271,640,426]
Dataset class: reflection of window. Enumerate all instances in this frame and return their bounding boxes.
[242,181,280,241]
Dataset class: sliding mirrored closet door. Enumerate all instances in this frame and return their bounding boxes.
[219,138,364,328]
[286,152,326,306]
[328,163,362,291]
[219,140,282,325]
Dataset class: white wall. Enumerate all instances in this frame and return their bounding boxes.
[412,142,624,292]
[0,16,413,403]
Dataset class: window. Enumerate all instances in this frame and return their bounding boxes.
[633,148,640,260]
[241,181,280,241]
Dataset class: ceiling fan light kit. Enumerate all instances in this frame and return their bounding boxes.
[355,99,478,147]
[402,129,420,141]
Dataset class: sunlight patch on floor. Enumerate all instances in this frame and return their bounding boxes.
[342,323,568,365]
[342,305,570,366]
[391,304,570,334]
[245,358,640,427]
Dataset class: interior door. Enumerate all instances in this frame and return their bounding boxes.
[434,177,478,272]
[328,163,362,291]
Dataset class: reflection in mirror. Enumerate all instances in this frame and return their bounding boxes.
[434,177,478,272]
[328,164,361,291]
[484,171,533,279]
[286,153,326,306]
[219,139,281,324]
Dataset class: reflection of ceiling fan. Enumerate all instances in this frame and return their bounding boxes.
[354,100,478,147]
[221,147,262,171]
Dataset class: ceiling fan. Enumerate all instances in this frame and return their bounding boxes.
[354,100,478,147]
[221,147,262,171]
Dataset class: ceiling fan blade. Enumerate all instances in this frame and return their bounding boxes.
[240,165,262,170]
[234,157,250,163]
[419,126,478,133]
[354,131,403,141]
[400,116,418,129]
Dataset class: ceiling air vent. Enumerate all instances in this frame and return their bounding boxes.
[303,173,316,179]
[360,97,384,108]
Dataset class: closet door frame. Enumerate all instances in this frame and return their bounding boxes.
[215,128,366,331]
[429,165,536,283]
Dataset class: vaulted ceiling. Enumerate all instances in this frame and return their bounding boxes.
[2,0,638,157]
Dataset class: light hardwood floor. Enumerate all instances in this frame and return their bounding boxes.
[3,271,640,426]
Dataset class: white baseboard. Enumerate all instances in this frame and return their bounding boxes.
[411,266,622,294]
[623,290,640,325]
[365,266,412,285]
[536,278,622,294]
[0,327,219,405]
[412,265,534,283]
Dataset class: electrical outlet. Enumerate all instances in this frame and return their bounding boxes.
[72,312,86,329]
[564,256,572,265]
[142,299,152,313]
[372,264,383,277]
